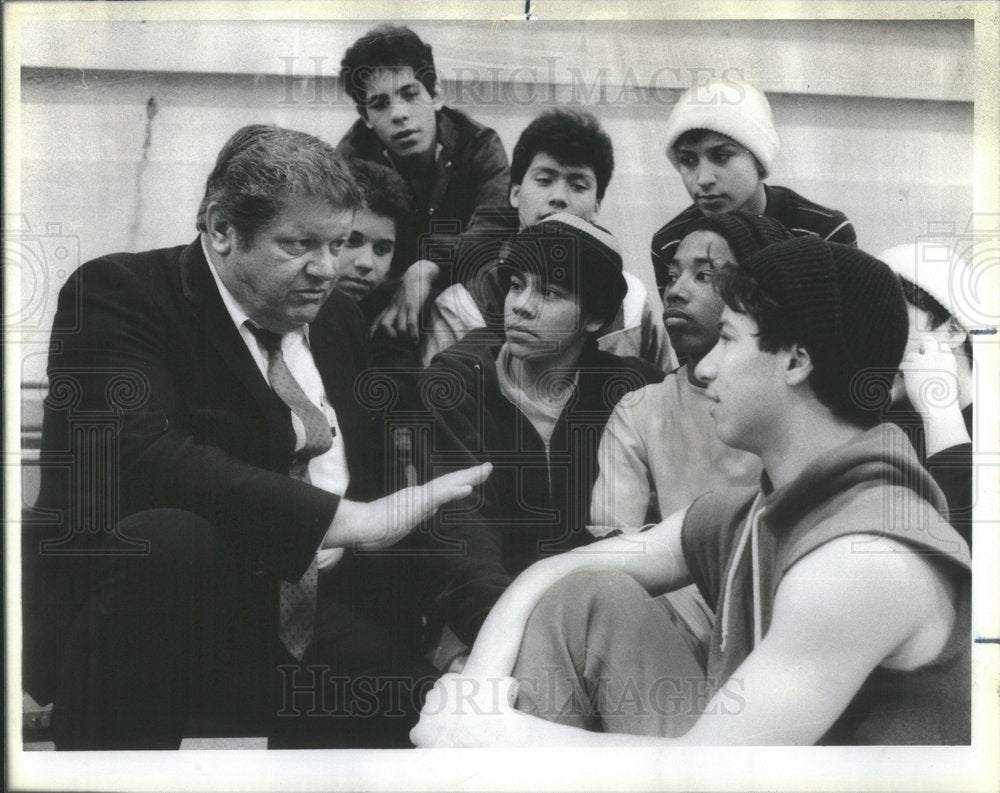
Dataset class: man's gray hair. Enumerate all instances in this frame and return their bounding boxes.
[196,125,360,243]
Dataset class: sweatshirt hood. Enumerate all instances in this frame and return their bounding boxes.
[759,422,950,530]
[714,421,959,660]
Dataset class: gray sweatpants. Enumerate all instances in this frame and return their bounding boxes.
[512,569,713,738]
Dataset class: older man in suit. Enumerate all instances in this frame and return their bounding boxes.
[22,125,489,750]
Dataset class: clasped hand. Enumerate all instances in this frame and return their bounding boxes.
[374,259,440,342]
[410,673,531,748]
[899,330,960,416]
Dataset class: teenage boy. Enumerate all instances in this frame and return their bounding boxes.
[329,158,431,646]
[651,77,857,297]
[880,242,975,547]
[332,159,412,315]
[591,212,791,533]
[425,108,670,370]
[413,236,970,747]
[338,24,510,341]
[418,213,663,658]
[589,213,790,665]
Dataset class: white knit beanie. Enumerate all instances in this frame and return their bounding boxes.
[664,78,780,177]
[877,242,973,329]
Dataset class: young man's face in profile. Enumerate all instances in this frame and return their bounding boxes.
[696,306,786,452]
[333,208,396,301]
[510,153,600,228]
[362,66,441,163]
[674,132,764,216]
[662,230,732,359]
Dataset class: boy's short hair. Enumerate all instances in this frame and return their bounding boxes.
[347,158,414,230]
[510,109,615,201]
[498,213,626,327]
[195,124,359,244]
[716,237,909,428]
[897,278,974,367]
[340,25,437,116]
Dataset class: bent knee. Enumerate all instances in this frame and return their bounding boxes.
[116,509,223,569]
[531,568,647,625]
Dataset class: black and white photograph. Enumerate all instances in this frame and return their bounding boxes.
[5,1,999,791]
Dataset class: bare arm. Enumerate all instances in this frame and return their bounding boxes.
[460,506,692,680]
[669,533,955,745]
[414,534,957,747]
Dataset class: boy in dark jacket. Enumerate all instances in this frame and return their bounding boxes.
[337,24,510,341]
[418,214,663,661]
[651,77,857,297]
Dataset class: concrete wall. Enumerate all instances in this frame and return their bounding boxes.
[14,19,973,378]
[13,17,975,506]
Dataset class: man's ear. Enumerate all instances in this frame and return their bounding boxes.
[430,81,446,112]
[583,314,606,335]
[204,202,236,256]
[509,183,521,209]
[784,344,813,386]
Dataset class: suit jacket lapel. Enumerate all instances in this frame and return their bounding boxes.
[308,313,364,468]
[179,239,291,460]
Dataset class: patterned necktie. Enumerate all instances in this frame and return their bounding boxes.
[248,324,333,660]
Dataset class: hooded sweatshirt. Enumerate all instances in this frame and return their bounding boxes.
[681,423,971,744]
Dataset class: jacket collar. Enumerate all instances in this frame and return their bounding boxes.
[762,183,781,218]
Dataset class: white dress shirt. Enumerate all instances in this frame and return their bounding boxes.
[202,237,350,498]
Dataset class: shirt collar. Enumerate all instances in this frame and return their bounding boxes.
[200,234,310,342]
[495,342,578,414]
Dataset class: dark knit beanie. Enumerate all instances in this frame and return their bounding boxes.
[685,211,793,264]
[498,212,628,324]
[738,236,909,421]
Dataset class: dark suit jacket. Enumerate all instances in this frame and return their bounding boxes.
[23,239,383,703]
